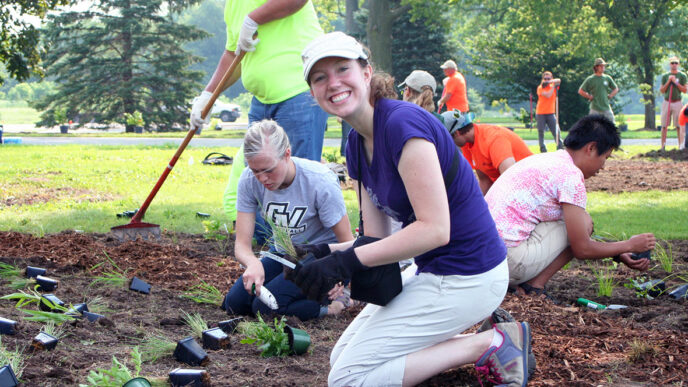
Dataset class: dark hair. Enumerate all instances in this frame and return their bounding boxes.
[563,115,620,155]
[356,58,398,105]
[457,122,474,135]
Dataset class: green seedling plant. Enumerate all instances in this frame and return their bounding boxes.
[588,261,617,297]
[88,253,129,289]
[21,309,76,325]
[181,280,223,306]
[1,288,44,308]
[139,334,177,362]
[41,321,66,340]
[0,262,22,278]
[202,220,232,256]
[8,277,36,290]
[0,337,27,380]
[181,310,209,338]
[262,215,297,257]
[238,312,290,358]
[80,346,162,387]
[654,240,673,273]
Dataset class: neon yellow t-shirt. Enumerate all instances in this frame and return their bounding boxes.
[225,0,322,104]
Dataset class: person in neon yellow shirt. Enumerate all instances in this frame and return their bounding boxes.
[190,0,327,162]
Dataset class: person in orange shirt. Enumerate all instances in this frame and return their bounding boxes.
[441,110,533,195]
[679,104,688,149]
[535,71,562,153]
[437,60,468,113]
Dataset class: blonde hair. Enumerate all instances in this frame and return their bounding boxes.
[243,119,290,160]
[405,87,436,113]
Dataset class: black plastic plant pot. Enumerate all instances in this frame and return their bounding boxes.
[0,317,18,335]
[39,294,65,312]
[66,303,89,318]
[284,325,310,355]
[35,275,59,292]
[122,377,151,387]
[196,212,210,218]
[130,276,151,294]
[31,332,58,351]
[638,279,666,298]
[0,365,19,387]
[174,337,209,366]
[169,368,211,387]
[217,317,243,334]
[82,311,105,322]
[669,284,688,300]
[631,250,652,260]
[25,266,47,278]
[202,327,231,350]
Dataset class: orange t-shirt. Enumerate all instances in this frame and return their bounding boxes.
[444,72,469,112]
[462,124,533,182]
[536,84,556,115]
[680,104,688,126]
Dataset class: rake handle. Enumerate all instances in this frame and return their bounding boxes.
[130,51,246,224]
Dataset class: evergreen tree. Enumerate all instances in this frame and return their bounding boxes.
[34,0,207,131]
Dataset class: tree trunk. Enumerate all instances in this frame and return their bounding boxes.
[366,0,394,73]
[345,0,360,35]
[640,40,656,130]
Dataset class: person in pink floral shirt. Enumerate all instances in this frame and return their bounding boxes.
[486,115,656,300]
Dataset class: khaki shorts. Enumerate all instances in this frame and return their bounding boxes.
[507,221,569,286]
[661,100,683,128]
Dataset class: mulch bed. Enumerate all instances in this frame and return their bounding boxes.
[0,156,686,385]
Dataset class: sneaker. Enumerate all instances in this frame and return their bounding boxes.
[475,322,531,387]
[478,308,536,377]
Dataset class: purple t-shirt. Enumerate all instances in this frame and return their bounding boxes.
[346,99,506,276]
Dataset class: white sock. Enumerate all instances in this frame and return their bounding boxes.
[490,329,504,348]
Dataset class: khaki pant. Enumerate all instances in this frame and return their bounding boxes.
[589,109,615,124]
[507,221,569,287]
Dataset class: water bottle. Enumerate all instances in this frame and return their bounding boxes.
[576,298,606,310]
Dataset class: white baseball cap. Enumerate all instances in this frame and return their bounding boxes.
[302,32,368,82]
[398,70,436,95]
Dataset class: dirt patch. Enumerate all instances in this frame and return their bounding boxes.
[0,187,115,208]
[637,148,688,162]
[586,159,688,193]
[0,231,686,385]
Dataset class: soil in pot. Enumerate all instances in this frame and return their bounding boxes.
[201,327,230,350]
[31,332,58,351]
[169,368,211,387]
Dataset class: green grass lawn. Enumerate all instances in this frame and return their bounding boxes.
[0,145,685,241]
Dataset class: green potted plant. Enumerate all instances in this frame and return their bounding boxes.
[513,107,531,129]
[617,114,628,132]
[54,108,68,134]
[124,111,145,133]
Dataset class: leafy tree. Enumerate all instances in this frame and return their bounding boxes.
[34,0,207,131]
[453,0,618,129]
[589,0,684,130]
[0,0,69,85]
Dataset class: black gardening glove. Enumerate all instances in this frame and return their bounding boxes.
[291,247,367,303]
[283,244,331,278]
[294,243,331,259]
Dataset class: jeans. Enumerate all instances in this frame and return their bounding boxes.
[222,257,323,321]
[535,113,562,152]
[249,91,328,162]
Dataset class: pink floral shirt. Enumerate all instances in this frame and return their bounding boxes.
[485,150,587,247]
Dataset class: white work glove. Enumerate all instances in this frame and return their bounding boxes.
[235,16,259,55]
[190,91,212,130]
